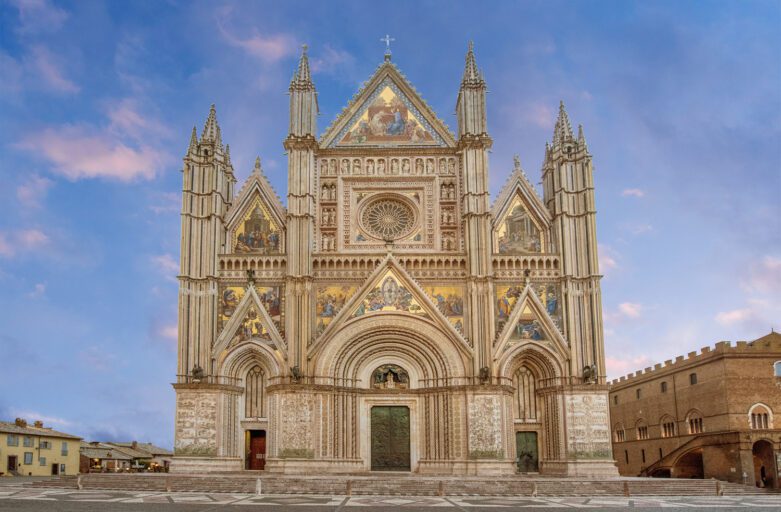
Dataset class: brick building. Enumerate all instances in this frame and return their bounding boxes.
[608,331,781,488]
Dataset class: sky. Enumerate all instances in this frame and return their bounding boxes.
[0,0,779,449]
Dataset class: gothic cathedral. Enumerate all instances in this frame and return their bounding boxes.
[172,44,617,476]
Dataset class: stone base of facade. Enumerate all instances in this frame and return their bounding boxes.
[168,457,243,474]
[418,459,517,476]
[541,459,619,477]
[264,458,365,474]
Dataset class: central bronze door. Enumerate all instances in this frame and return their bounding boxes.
[515,431,539,472]
[371,406,410,471]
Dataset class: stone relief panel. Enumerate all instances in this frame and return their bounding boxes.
[315,284,358,336]
[564,394,612,460]
[279,394,315,458]
[467,395,504,458]
[174,390,218,456]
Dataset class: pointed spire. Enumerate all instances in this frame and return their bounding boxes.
[577,124,588,151]
[187,126,198,154]
[513,154,522,172]
[293,44,311,84]
[215,124,223,149]
[225,144,232,166]
[201,104,220,143]
[462,40,483,84]
[253,156,262,175]
[552,100,574,146]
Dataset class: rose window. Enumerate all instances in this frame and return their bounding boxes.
[360,198,416,240]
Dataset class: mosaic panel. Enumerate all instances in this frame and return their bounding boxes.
[496,197,542,253]
[423,285,464,333]
[232,197,281,254]
[352,270,428,318]
[315,284,358,335]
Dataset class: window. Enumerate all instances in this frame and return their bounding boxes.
[613,395,618,405]
[23,452,33,465]
[61,441,69,456]
[661,419,676,438]
[7,435,19,446]
[637,425,649,440]
[687,411,704,434]
[23,436,33,447]
[775,361,781,377]
[749,404,773,430]
[39,457,46,466]
[60,464,66,474]
[659,448,663,459]
[624,450,629,464]
[689,373,698,385]
[636,389,642,399]
[614,426,626,442]
[641,449,646,463]
[40,440,51,449]
[660,381,668,393]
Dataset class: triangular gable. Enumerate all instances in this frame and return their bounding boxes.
[309,255,469,356]
[214,285,286,355]
[320,62,456,148]
[493,283,568,361]
[226,160,286,254]
[315,284,359,336]
[491,159,551,254]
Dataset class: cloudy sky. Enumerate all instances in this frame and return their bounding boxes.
[0,0,779,448]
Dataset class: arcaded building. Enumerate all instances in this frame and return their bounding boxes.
[609,331,781,488]
[172,44,616,477]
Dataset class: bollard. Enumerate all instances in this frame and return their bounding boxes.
[76,475,83,491]
[166,477,172,493]
[346,480,352,496]
[623,481,630,497]
[531,482,537,497]
[438,481,444,497]
[256,477,262,495]
[715,480,723,496]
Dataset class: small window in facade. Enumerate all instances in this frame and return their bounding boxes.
[661,419,676,438]
[61,441,68,456]
[637,425,649,440]
[636,389,642,399]
[689,373,698,385]
[615,428,626,442]
[659,447,663,459]
[624,450,629,464]
[750,404,772,429]
[23,436,33,447]
[40,440,51,449]
[687,412,704,434]
[774,361,781,377]
[641,449,646,463]
[7,435,19,446]
[613,395,618,405]
[60,464,66,474]
[660,381,668,393]
[23,452,33,465]
[39,457,46,466]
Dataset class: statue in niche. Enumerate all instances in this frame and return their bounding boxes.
[415,159,423,174]
[372,364,410,389]
[367,159,375,175]
[353,159,362,174]
[377,159,386,174]
[402,159,410,174]
[328,159,336,175]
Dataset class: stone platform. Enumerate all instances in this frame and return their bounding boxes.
[31,473,772,496]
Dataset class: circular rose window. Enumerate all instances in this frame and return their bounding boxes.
[360,197,416,241]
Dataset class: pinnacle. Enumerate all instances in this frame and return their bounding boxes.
[552,100,574,146]
[462,40,483,84]
[253,156,262,174]
[294,44,312,84]
[187,126,198,153]
[513,154,522,171]
[201,104,221,143]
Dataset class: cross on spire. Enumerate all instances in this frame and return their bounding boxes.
[380,34,395,61]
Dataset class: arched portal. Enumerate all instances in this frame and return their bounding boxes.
[673,448,704,479]
[752,440,777,488]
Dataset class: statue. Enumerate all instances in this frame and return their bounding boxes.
[191,365,205,381]
[291,365,302,382]
[479,366,490,384]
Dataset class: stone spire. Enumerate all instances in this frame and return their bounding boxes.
[577,123,588,151]
[552,100,574,146]
[200,104,220,143]
[290,44,313,89]
[187,126,198,155]
[462,40,483,85]
[253,155,262,174]
[225,144,232,166]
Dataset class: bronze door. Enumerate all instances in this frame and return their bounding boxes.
[515,431,539,472]
[248,430,266,470]
[371,406,410,471]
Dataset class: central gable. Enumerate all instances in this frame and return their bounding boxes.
[320,63,456,148]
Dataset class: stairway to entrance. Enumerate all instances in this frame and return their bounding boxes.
[30,473,774,496]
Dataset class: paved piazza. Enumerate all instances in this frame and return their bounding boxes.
[0,487,780,511]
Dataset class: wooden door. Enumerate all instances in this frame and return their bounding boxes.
[7,456,17,473]
[248,431,266,470]
[371,406,410,471]
[51,463,59,476]
[515,431,539,472]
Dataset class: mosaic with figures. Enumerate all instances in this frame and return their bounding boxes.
[220,285,284,337]
[336,81,441,147]
[315,285,358,335]
[495,283,561,337]
[496,197,542,253]
[423,285,464,333]
[352,271,428,318]
[233,198,282,254]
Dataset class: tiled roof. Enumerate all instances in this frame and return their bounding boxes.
[113,442,173,456]
[80,446,132,460]
[0,421,81,440]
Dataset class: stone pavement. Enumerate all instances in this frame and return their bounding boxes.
[1,486,781,511]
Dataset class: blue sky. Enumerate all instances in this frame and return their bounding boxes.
[0,0,779,448]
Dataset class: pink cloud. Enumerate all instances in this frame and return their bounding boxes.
[742,255,781,295]
[524,102,555,130]
[17,125,168,181]
[107,98,171,140]
[618,302,643,318]
[216,11,297,63]
[9,0,68,34]
[18,229,48,248]
[715,307,758,326]
[606,355,652,379]
[160,324,178,340]
[29,45,79,93]
[16,174,53,208]
[311,45,355,75]
[0,233,12,257]
[151,253,179,281]
[27,282,46,298]
[598,243,619,275]
[621,188,645,198]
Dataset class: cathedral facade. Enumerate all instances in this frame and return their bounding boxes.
[172,44,617,476]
